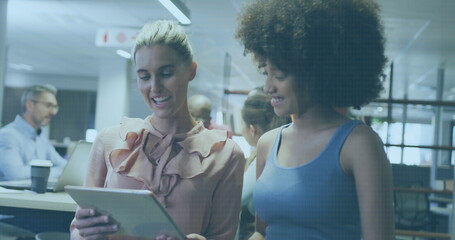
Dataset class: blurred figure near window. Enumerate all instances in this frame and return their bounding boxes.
[188,94,233,138]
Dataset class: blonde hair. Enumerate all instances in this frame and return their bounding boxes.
[132,20,193,63]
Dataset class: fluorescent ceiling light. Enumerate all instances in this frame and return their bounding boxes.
[158,0,191,25]
[116,49,132,59]
[9,63,33,71]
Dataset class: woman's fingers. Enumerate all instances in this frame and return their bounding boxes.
[77,224,118,239]
[75,208,96,219]
[73,208,118,240]
[74,215,113,228]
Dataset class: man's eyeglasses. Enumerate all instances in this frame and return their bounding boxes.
[31,99,59,111]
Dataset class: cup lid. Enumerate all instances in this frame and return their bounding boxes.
[30,159,53,167]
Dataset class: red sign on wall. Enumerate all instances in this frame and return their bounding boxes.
[95,28,139,47]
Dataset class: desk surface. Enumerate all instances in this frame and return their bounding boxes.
[431,205,452,216]
[393,187,452,195]
[0,191,77,212]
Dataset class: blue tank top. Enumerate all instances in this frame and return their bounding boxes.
[254,120,362,240]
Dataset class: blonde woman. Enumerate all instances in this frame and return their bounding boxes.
[70,20,244,240]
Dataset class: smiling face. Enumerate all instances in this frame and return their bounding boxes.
[262,60,299,117]
[135,44,196,120]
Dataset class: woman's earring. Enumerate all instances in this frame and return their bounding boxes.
[249,124,256,137]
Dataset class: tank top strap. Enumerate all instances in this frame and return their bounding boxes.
[268,123,291,163]
[325,120,364,155]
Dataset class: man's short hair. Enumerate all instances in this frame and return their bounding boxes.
[21,84,58,113]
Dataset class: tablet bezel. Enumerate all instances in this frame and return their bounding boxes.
[65,185,185,239]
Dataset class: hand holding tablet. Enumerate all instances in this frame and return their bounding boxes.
[65,185,185,239]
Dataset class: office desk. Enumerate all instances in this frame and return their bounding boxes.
[0,191,76,212]
[393,187,452,195]
[0,191,77,233]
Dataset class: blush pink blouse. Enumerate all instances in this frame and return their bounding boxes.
[73,116,245,240]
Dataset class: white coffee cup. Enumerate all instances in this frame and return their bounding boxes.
[30,159,53,193]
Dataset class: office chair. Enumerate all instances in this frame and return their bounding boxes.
[394,183,437,239]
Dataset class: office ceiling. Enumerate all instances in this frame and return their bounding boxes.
[5,0,455,105]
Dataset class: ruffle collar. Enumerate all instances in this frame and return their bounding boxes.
[108,116,228,205]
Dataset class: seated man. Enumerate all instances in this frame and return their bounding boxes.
[188,94,233,138]
[0,84,66,181]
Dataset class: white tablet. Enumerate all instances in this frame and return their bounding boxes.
[65,185,185,239]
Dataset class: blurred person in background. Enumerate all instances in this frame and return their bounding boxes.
[188,94,233,138]
[0,84,66,181]
[238,87,291,240]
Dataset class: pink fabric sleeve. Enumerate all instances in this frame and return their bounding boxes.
[85,127,112,187]
[70,127,112,239]
[204,141,245,240]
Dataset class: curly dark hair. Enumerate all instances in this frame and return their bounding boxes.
[236,0,387,109]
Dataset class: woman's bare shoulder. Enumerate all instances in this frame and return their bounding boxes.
[347,123,383,146]
[257,128,280,150]
[342,123,388,170]
[255,128,281,173]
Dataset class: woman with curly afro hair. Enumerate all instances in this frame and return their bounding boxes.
[236,0,394,239]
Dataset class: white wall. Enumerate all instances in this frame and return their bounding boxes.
[94,59,128,131]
